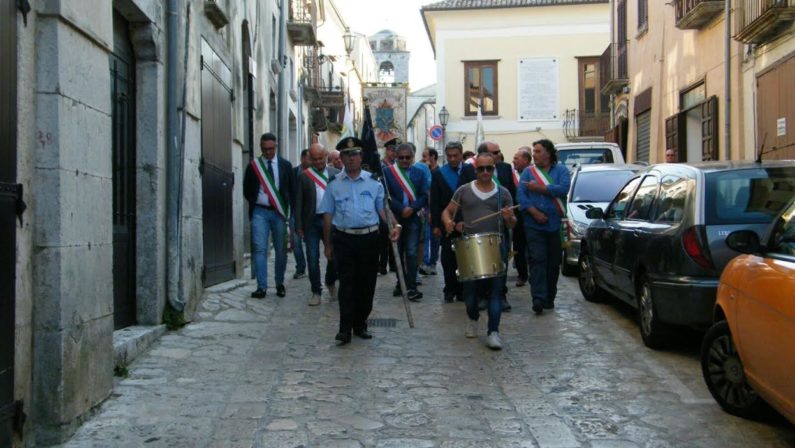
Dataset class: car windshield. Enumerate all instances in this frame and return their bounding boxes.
[558,148,615,170]
[570,170,636,202]
[705,167,795,225]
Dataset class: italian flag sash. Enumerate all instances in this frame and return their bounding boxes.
[528,165,566,217]
[389,164,416,203]
[304,167,328,190]
[512,168,520,187]
[251,157,288,218]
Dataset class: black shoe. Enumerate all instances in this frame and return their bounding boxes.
[532,303,543,314]
[335,332,351,344]
[250,288,266,299]
[276,285,286,297]
[515,277,527,287]
[407,290,423,302]
[354,329,373,339]
[418,266,432,275]
[502,299,512,312]
[293,271,306,279]
[543,302,555,310]
[444,292,455,303]
[379,267,388,275]
[393,285,402,297]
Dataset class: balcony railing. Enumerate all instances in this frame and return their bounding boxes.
[734,0,795,43]
[674,0,725,29]
[563,109,611,140]
[600,42,629,96]
[287,0,317,46]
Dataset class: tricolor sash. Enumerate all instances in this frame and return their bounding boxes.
[251,157,288,218]
[512,168,520,187]
[528,165,566,217]
[440,164,459,192]
[304,166,328,190]
[389,164,417,203]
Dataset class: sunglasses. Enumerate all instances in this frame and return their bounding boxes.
[476,165,495,173]
[397,155,413,161]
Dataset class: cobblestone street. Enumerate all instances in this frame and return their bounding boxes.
[63,260,795,448]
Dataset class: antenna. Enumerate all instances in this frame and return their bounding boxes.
[755,132,768,164]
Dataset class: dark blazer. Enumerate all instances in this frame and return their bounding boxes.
[458,161,517,200]
[294,165,340,234]
[243,156,294,219]
[383,164,428,218]
[430,164,461,231]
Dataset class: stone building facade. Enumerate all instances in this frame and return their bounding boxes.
[369,29,410,84]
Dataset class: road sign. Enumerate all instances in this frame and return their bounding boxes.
[429,125,444,141]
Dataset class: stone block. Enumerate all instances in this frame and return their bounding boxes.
[39,0,112,51]
[113,325,167,367]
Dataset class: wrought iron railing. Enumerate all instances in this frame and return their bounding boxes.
[735,0,795,42]
[563,109,611,140]
[599,42,628,95]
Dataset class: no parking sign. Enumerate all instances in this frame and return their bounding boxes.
[428,125,444,141]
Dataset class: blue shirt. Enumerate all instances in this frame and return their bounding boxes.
[517,163,571,232]
[414,162,432,195]
[318,170,384,229]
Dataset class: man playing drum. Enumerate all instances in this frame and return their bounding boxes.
[441,152,517,350]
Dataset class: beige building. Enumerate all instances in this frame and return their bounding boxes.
[421,0,611,160]
[602,0,795,164]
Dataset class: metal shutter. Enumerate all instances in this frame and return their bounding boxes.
[636,111,651,162]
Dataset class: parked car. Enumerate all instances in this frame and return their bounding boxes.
[556,142,626,172]
[701,197,795,423]
[562,164,644,276]
[577,160,795,349]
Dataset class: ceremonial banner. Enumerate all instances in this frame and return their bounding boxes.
[363,86,407,148]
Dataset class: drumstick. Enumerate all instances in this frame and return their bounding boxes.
[468,204,520,225]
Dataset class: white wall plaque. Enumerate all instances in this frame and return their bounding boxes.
[518,58,559,121]
[777,117,787,137]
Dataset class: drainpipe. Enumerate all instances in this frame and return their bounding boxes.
[166,0,184,311]
[277,0,288,155]
[724,1,732,160]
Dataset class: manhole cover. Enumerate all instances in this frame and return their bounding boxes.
[367,318,398,328]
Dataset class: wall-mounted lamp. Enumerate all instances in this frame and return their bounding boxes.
[343,28,354,55]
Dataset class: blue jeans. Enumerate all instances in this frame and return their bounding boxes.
[462,276,502,334]
[396,215,421,291]
[423,221,440,266]
[290,214,306,273]
[251,206,287,290]
[525,227,562,306]
[304,214,337,294]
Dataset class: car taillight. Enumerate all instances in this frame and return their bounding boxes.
[683,226,714,270]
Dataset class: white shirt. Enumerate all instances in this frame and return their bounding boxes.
[314,167,329,214]
[256,156,280,206]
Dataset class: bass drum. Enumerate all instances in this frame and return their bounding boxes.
[453,232,505,282]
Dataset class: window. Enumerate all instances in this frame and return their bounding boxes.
[637,0,648,34]
[608,176,641,220]
[654,175,688,223]
[769,201,795,257]
[570,170,636,203]
[705,167,795,225]
[465,60,498,116]
[379,61,395,84]
[626,175,658,220]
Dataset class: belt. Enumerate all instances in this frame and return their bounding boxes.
[335,225,379,235]
[255,204,274,210]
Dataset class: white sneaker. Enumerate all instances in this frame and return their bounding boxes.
[327,284,337,301]
[308,293,321,306]
[465,320,478,338]
[486,332,503,350]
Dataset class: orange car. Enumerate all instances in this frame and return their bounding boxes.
[701,198,795,423]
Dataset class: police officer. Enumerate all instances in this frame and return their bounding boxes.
[320,137,401,344]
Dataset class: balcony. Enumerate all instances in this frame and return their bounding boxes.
[674,0,725,29]
[734,0,795,43]
[287,0,317,46]
[563,109,611,141]
[303,47,322,101]
[600,42,629,96]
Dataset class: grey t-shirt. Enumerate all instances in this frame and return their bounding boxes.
[451,181,513,235]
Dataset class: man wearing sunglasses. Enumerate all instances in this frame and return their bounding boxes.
[383,143,428,302]
[442,152,517,350]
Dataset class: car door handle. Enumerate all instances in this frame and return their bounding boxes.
[633,229,646,237]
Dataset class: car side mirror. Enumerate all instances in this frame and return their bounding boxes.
[585,207,604,219]
[726,230,761,254]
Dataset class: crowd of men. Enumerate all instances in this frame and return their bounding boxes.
[244,132,570,350]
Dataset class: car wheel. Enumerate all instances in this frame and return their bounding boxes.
[578,251,607,302]
[561,249,577,277]
[636,275,670,349]
[700,321,771,420]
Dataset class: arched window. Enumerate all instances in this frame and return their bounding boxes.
[379,61,395,84]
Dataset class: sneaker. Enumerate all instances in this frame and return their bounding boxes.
[429,265,437,275]
[418,265,432,275]
[486,332,503,350]
[465,320,478,338]
[293,271,306,279]
[308,293,321,306]
[407,290,423,302]
[327,284,337,301]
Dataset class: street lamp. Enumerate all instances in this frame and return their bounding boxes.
[439,106,450,151]
[342,28,354,56]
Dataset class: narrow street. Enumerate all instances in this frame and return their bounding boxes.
[63,260,795,448]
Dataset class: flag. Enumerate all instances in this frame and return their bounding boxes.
[340,97,355,139]
[360,106,382,178]
[474,104,485,149]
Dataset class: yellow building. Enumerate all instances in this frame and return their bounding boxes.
[421,0,611,160]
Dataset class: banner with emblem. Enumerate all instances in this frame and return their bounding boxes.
[363,86,407,149]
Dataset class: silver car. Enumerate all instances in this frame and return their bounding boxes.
[562,164,644,276]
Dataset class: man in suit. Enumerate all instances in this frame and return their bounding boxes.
[431,141,465,302]
[378,137,400,275]
[295,143,340,306]
[383,142,427,301]
[458,141,516,311]
[290,149,310,279]
[243,132,295,299]
[511,147,532,287]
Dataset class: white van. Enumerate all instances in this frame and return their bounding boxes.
[555,142,625,171]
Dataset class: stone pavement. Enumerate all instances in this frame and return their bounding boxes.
[62,259,795,447]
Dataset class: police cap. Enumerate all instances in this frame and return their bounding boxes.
[335,136,363,153]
